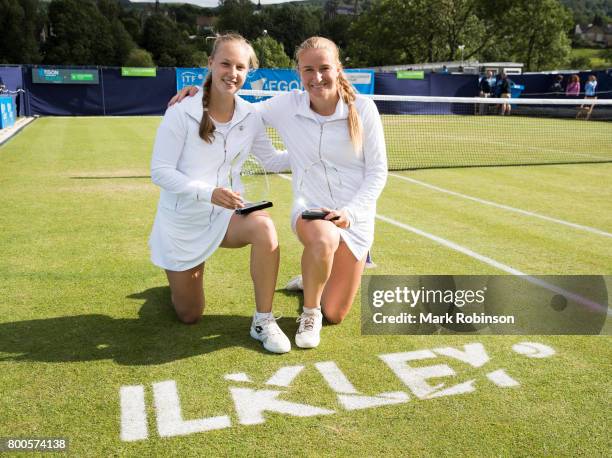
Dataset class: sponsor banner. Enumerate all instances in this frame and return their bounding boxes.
[175,68,375,94]
[176,67,207,91]
[121,67,156,77]
[345,69,375,94]
[0,96,16,129]
[397,70,425,80]
[32,68,99,84]
[361,275,610,335]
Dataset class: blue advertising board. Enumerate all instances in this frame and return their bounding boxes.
[0,95,16,129]
[176,68,375,94]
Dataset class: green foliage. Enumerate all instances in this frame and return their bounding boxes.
[347,0,574,70]
[216,0,259,38]
[43,0,135,65]
[559,0,612,24]
[123,48,154,67]
[569,55,592,69]
[0,0,43,64]
[252,35,293,68]
[43,0,112,65]
[140,13,200,67]
[260,4,323,57]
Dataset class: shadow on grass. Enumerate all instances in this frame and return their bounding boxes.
[0,286,296,365]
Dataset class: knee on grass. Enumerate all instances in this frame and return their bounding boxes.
[172,299,204,324]
[322,308,348,325]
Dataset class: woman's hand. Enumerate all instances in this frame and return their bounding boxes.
[322,208,350,229]
[168,86,200,107]
[211,188,244,210]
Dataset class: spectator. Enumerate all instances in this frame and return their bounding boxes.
[565,74,580,96]
[584,74,597,97]
[549,74,564,95]
[476,70,494,114]
[441,65,448,74]
[577,74,597,120]
[498,72,513,115]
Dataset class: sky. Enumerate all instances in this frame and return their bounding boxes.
[130,0,307,7]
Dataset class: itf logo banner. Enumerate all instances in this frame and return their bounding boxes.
[176,68,375,94]
[176,68,207,91]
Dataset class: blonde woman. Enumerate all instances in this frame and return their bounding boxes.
[171,37,388,349]
[150,33,291,353]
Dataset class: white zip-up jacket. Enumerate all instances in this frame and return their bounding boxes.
[256,90,388,260]
[149,93,288,271]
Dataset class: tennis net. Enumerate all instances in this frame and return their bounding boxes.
[239,89,612,170]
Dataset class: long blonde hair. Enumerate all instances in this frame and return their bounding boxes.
[199,33,259,143]
[295,36,363,154]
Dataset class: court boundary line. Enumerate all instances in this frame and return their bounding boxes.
[278,173,609,315]
[389,173,612,238]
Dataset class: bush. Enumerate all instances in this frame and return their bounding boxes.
[124,48,155,67]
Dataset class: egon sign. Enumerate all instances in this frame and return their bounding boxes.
[120,341,555,441]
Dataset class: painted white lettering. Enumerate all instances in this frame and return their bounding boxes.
[512,342,556,358]
[120,385,148,442]
[379,350,458,399]
[315,361,358,394]
[433,343,490,368]
[266,366,305,387]
[153,380,231,437]
[230,388,334,425]
[486,369,520,387]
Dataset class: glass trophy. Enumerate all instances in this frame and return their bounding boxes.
[297,158,343,221]
[229,154,273,215]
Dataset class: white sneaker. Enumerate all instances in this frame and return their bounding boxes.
[295,308,323,349]
[285,274,303,291]
[250,314,291,354]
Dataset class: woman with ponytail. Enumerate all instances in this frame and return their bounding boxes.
[149,34,291,354]
[171,36,387,349]
[268,36,388,348]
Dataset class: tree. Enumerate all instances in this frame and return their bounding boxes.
[0,0,43,64]
[504,0,573,71]
[259,4,322,57]
[43,0,115,65]
[124,48,155,67]
[110,18,136,65]
[346,0,573,70]
[141,13,182,66]
[252,35,292,68]
[216,0,259,38]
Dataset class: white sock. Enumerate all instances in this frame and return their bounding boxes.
[303,306,321,314]
[255,311,273,321]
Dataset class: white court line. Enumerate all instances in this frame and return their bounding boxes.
[431,133,611,161]
[278,173,609,314]
[375,214,610,315]
[389,173,612,238]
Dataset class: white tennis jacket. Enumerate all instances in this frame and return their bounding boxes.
[256,90,388,260]
[149,94,288,271]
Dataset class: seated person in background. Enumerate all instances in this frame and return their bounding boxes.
[565,74,580,96]
[548,75,564,95]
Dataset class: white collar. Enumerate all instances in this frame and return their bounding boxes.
[183,91,251,125]
[295,90,348,122]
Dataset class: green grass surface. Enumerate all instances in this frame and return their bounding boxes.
[1,117,610,456]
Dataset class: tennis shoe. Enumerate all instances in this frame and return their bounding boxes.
[295,308,322,348]
[285,274,303,291]
[250,314,291,354]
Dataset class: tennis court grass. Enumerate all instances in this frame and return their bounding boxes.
[1,117,610,456]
